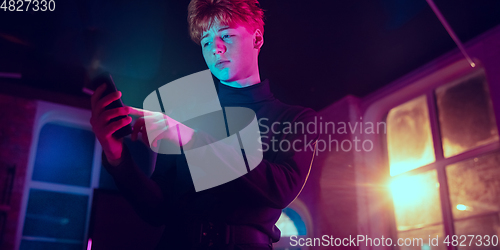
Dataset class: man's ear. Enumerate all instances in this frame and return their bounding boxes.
[253,29,264,50]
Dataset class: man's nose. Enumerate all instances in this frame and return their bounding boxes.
[212,38,226,55]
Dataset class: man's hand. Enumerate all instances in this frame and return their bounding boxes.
[90,83,132,166]
[129,107,194,148]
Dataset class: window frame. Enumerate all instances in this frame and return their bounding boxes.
[385,68,499,239]
[358,58,500,250]
[15,100,102,250]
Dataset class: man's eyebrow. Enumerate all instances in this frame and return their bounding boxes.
[201,27,233,40]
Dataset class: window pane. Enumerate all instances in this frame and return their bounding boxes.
[387,95,435,176]
[454,214,500,250]
[276,213,298,237]
[446,151,500,220]
[436,71,499,158]
[397,224,446,250]
[390,170,442,230]
[276,207,306,237]
[33,122,95,187]
[22,189,88,240]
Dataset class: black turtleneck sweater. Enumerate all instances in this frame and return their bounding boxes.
[102,79,318,248]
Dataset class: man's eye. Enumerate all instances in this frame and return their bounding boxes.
[203,42,211,48]
[222,35,231,39]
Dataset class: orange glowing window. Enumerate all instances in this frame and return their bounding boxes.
[446,151,500,236]
[390,170,444,246]
[436,71,499,158]
[390,171,442,229]
[386,95,436,176]
[385,66,500,250]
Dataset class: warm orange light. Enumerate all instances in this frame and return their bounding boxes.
[391,176,424,207]
[387,95,436,176]
[389,144,435,176]
[442,138,466,158]
[389,171,443,230]
[390,175,438,208]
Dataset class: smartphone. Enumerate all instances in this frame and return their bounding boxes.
[91,72,133,139]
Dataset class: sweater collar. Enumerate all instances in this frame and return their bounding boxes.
[218,79,274,104]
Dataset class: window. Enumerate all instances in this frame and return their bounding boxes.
[16,101,101,250]
[274,199,312,250]
[387,95,435,176]
[447,152,500,237]
[276,207,307,237]
[386,68,499,249]
[436,72,498,158]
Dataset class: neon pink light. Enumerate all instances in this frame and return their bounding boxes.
[87,238,92,250]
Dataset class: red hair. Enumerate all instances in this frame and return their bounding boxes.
[188,0,265,45]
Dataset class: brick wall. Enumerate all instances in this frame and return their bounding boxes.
[0,93,36,250]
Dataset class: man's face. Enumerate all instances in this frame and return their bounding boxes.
[201,21,259,84]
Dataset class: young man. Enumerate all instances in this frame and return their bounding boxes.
[90,0,318,249]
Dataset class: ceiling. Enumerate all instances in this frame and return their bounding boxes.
[0,0,499,110]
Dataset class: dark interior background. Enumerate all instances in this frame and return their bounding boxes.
[0,0,499,110]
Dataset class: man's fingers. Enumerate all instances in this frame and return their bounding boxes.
[130,117,152,147]
[104,116,133,137]
[148,118,169,131]
[96,91,122,112]
[90,83,107,109]
[129,107,157,117]
[128,107,174,128]
[101,106,130,123]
